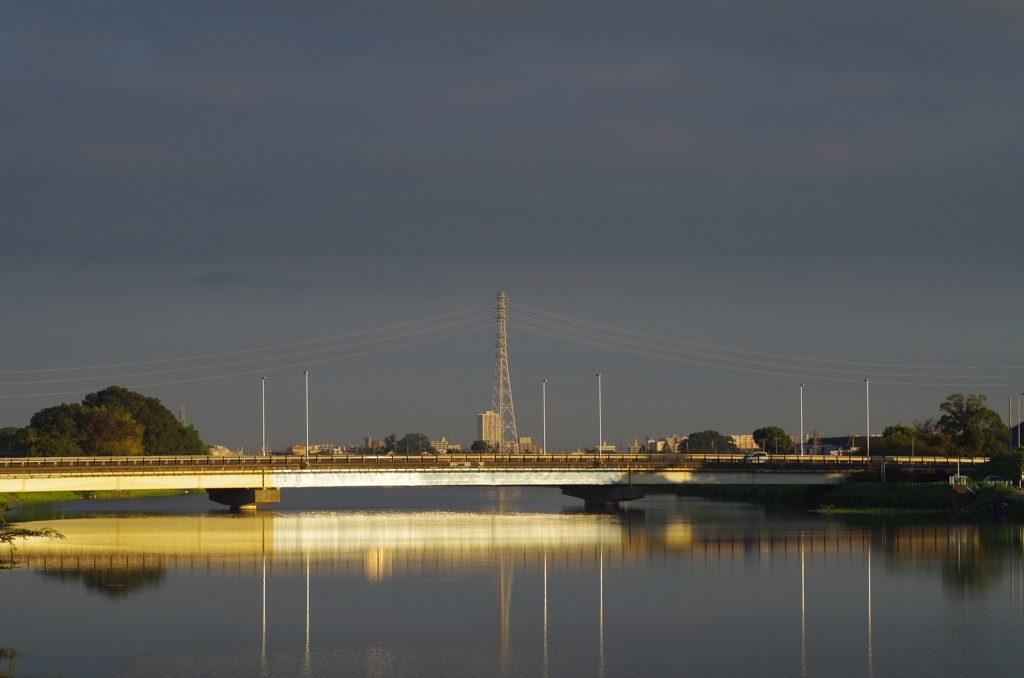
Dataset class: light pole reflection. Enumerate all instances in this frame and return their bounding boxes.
[261,554,267,677]
[543,553,549,678]
[598,550,605,678]
[867,548,874,678]
[801,535,806,678]
[305,551,310,675]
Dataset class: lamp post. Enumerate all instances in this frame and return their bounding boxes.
[542,380,547,455]
[597,374,602,462]
[304,371,309,462]
[865,380,870,456]
[261,376,266,456]
[799,384,805,456]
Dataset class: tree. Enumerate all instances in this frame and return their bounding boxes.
[0,427,18,450]
[6,386,208,457]
[469,440,492,454]
[18,404,84,457]
[685,431,737,454]
[83,386,208,456]
[397,433,433,455]
[78,408,144,456]
[382,434,398,453]
[752,426,790,454]
[937,393,1008,456]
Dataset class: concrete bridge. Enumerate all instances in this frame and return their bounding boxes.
[0,452,974,509]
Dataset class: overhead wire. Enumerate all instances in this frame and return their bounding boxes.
[510,302,1024,370]
[0,304,492,374]
[510,322,1024,387]
[512,315,1024,379]
[0,324,492,399]
[0,315,492,386]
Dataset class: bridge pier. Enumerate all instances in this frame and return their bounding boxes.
[208,488,281,510]
[560,485,646,508]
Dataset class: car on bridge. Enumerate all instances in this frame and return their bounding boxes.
[742,452,768,463]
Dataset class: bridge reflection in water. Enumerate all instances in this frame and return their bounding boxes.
[12,507,1024,677]
[15,510,1022,593]
[14,512,1020,577]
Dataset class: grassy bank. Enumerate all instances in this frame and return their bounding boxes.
[659,482,1011,512]
[0,488,206,507]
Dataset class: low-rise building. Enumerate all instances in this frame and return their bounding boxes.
[518,436,541,454]
[730,434,757,451]
[429,438,462,454]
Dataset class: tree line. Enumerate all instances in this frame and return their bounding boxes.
[646,393,1016,458]
[0,386,209,457]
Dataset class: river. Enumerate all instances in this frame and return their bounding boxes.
[3,487,1024,677]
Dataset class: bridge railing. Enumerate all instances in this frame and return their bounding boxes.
[0,452,984,473]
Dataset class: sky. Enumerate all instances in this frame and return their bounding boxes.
[2,0,1024,452]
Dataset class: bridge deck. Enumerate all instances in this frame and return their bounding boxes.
[0,452,980,496]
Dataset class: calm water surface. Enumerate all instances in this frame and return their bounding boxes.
[4,487,1024,677]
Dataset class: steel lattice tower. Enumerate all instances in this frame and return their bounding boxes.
[491,291,519,454]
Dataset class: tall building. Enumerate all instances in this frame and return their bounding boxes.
[477,410,499,444]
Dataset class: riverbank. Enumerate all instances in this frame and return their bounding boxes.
[0,488,206,508]
[656,482,1014,512]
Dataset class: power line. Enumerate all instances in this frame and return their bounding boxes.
[0,325,492,399]
[0,315,491,386]
[510,323,1024,387]
[512,315,1024,379]
[510,302,1024,371]
[0,304,491,375]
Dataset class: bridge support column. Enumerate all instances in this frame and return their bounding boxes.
[560,485,645,508]
[208,488,281,510]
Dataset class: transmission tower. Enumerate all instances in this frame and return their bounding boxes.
[491,291,519,454]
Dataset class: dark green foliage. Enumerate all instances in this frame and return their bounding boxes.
[469,440,493,453]
[3,386,208,457]
[396,433,434,454]
[752,426,790,453]
[937,393,1008,456]
[685,430,737,453]
[84,386,207,456]
[972,448,1024,484]
[0,427,18,450]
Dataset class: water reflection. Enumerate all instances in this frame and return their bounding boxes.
[12,511,1024,599]
[8,502,1024,678]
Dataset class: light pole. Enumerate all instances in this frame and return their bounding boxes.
[261,376,267,456]
[542,380,547,455]
[865,380,871,456]
[597,374,603,462]
[799,384,805,456]
[304,371,309,462]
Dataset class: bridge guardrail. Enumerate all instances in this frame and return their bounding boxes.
[0,452,983,476]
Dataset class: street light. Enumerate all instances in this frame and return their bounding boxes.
[261,377,267,456]
[865,380,871,456]
[799,384,805,456]
[542,380,547,455]
[597,374,603,462]
[304,371,309,462]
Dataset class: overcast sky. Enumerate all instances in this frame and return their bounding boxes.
[3,0,1024,451]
